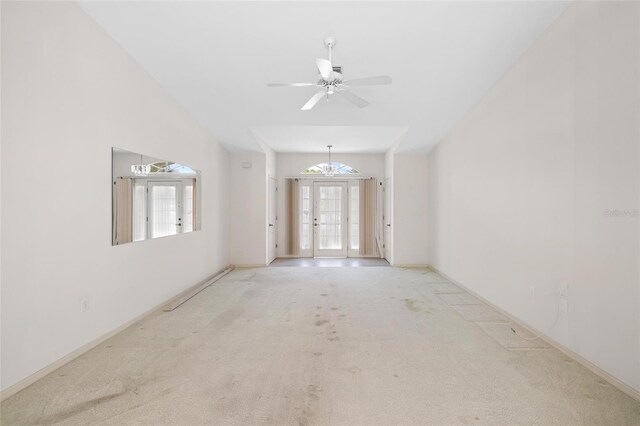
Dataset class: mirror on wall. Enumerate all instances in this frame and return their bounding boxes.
[112,147,201,246]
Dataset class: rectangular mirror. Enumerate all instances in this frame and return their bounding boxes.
[112,147,201,245]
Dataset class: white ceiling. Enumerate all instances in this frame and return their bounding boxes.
[79,1,570,154]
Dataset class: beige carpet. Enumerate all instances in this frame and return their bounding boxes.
[2,267,639,425]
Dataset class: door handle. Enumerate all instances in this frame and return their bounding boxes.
[176,223,182,226]
[386,224,391,227]
[269,224,274,227]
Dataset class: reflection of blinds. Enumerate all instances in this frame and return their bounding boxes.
[183,182,194,232]
[192,180,196,231]
[133,183,146,241]
[300,185,311,250]
[359,178,377,256]
[151,185,177,238]
[286,179,300,255]
[113,178,133,245]
[350,185,360,250]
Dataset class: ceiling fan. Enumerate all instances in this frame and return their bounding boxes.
[267,37,392,111]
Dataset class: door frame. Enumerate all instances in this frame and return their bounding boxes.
[313,181,348,258]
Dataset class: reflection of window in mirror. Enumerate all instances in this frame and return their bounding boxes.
[112,148,201,246]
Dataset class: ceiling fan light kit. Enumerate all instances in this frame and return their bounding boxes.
[267,36,392,110]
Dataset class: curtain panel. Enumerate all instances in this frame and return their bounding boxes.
[359,178,378,256]
[113,177,133,245]
[285,178,300,256]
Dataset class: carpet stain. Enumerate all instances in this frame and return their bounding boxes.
[34,390,126,424]
[315,320,329,326]
[297,385,322,425]
[404,298,422,312]
[307,384,322,400]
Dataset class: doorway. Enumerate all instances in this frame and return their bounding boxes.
[313,181,348,257]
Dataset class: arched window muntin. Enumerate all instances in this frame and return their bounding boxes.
[148,161,197,175]
[300,162,359,175]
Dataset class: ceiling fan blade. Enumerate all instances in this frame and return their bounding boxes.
[337,90,369,108]
[316,58,334,81]
[343,75,392,86]
[267,83,316,87]
[301,91,326,111]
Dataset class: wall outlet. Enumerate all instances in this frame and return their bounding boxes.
[528,286,536,299]
[80,298,89,313]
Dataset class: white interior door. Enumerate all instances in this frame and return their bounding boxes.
[383,177,392,262]
[148,181,182,238]
[314,182,348,258]
[268,177,277,263]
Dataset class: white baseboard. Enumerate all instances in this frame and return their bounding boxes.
[428,265,640,403]
[0,265,233,402]
[163,267,233,312]
[273,256,384,260]
[233,264,266,268]
[395,264,430,268]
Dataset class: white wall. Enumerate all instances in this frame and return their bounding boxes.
[1,2,230,391]
[276,153,385,257]
[229,152,267,266]
[427,1,640,392]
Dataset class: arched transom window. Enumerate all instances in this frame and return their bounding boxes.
[148,161,197,175]
[300,162,359,175]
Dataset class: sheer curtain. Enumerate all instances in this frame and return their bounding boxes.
[359,178,378,256]
[132,182,146,241]
[113,177,133,245]
[183,180,194,233]
[286,178,300,256]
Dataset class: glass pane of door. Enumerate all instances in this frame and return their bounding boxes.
[314,182,348,257]
[149,182,180,238]
[318,186,342,249]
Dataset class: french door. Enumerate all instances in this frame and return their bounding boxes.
[313,182,348,257]
[147,181,189,238]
